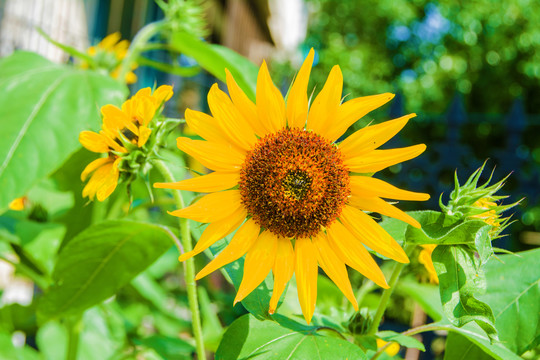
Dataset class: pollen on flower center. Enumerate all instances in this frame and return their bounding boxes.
[239,128,350,238]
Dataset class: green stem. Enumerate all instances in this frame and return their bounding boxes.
[66,316,81,360]
[117,21,166,83]
[367,245,414,335]
[152,159,206,360]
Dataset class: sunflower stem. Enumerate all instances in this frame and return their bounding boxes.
[367,245,413,335]
[152,159,206,360]
[117,21,166,84]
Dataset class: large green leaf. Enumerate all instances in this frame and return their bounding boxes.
[0,51,127,210]
[432,245,497,341]
[444,332,494,360]
[170,32,258,100]
[405,211,491,246]
[37,220,174,320]
[478,248,540,354]
[215,314,367,360]
[431,321,521,360]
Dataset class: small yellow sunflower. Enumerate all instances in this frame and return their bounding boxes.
[82,32,138,84]
[155,49,429,323]
[80,85,173,201]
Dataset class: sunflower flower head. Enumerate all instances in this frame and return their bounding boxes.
[80,85,173,201]
[81,32,138,84]
[155,49,430,323]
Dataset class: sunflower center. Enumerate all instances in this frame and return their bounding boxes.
[239,128,350,238]
[282,170,312,200]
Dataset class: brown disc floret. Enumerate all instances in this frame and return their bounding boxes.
[239,128,350,238]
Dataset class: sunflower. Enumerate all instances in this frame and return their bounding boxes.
[81,32,138,84]
[80,85,173,201]
[155,49,429,323]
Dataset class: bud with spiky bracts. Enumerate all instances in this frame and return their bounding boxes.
[440,162,520,238]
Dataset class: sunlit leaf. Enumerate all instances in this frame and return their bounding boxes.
[37,220,174,320]
[0,51,127,210]
[215,314,367,360]
[432,245,497,341]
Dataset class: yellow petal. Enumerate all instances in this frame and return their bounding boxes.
[349,176,430,201]
[137,97,156,126]
[326,93,395,142]
[96,158,121,201]
[234,231,278,304]
[154,172,239,193]
[99,32,121,50]
[286,49,314,129]
[313,232,358,310]
[101,104,139,135]
[349,195,421,228]
[295,237,318,324]
[79,131,109,153]
[98,130,127,153]
[345,144,427,173]
[207,84,258,150]
[269,237,295,314]
[340,205,409,263]
[178,206,247,262]
[83,159,116,200]
[176,137,245,172]
[125,71,137,84]
[169,190,242,223]
[185,109,230,145]
[225,69,266,137]
[195,219,260,280]
[306,65,342,137]
[153,85,174,104]
[339,114,415,159]
[81,157,113,181]
[326,220,389,288]
[138,126,152,147]
[9,197,25,211]
[256,61,286,135]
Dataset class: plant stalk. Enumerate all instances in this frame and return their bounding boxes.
[367,245,414,335]
[117,21,166,84]
[152,159,206,360]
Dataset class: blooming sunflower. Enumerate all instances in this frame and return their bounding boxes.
[80,85,173,201]
[155,49,429,323]
[81,32,138,84]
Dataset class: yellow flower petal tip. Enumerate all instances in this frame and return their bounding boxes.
[162,52,428,321]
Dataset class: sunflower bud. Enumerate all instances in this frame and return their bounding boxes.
[440,162,519,238]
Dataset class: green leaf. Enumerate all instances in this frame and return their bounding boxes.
[215,314,367,360]
[478,247,540,354]
[432,245,498,341]
[404,211,491,246]
[444,332,493,360]
[170,32,258,100]
[431,321,521,360]
[37,220,174,320]
[134,335,194,360]
[377,330,426,352]
[0,330,42,360]
[0,51,127,210]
